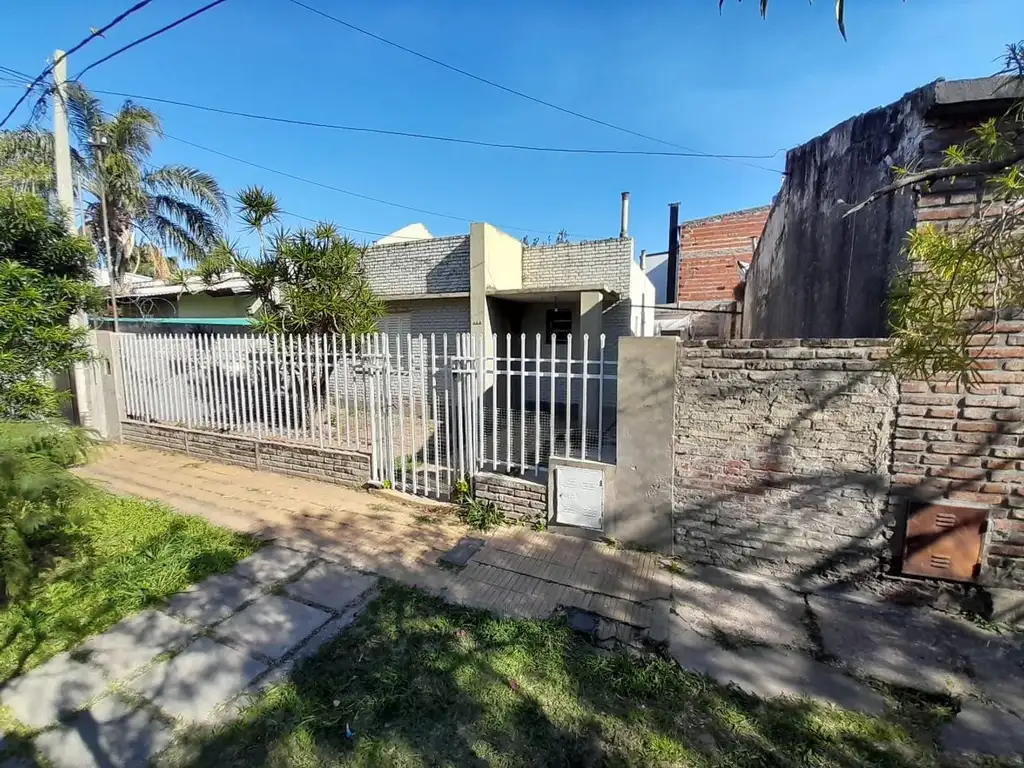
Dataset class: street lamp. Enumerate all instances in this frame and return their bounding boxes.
[90,132,119,333]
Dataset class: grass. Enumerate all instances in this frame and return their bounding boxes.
[0,487,258,688]
[170,583,1003,768]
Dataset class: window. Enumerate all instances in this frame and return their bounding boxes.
[545,308,572,342]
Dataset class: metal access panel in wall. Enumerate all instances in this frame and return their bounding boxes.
[902,500,987,582]
[555,465,604,530]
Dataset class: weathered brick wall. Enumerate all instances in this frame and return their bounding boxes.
[679,206,768,302]
[121,422,371,487]
[892,325,1024,588]
[363,235,470,296]
[474,472,547,525]
[672,339,898,581]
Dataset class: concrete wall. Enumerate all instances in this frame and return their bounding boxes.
[743,87,930,338]
[604,337,676,551]
[363,235,470,297]
[744,77,1024,339]
[628,260,656,337]
[672,340,898,582]
[120,422,371,487]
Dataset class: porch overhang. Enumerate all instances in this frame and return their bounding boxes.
[486,285,618,303]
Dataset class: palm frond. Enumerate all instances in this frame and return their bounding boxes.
[64,82,105,152]
[145,194,222,248]
[235,185,281,233]
[139,212,208,265]
[144,165,227,217]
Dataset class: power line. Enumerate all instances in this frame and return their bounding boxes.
[161,131,580,237]
[0,1,156,129]
[93,88,777,161]
[73,0,231,80]
[286,0,783,174]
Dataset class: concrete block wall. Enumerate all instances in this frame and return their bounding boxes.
[474,472,547,525]
[892,322,1024,589]
[382,297,471,338]
[522,238,635,356]
[120,422,371,487]
[363,235,470,297]
[672,339,898,582]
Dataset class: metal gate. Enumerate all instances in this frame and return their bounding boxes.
[367,332,616,500]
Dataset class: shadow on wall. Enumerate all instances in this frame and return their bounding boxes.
[425,237,471,295]
[671,348,1019,602]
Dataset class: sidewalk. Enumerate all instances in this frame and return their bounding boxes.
[2,444,1003,763]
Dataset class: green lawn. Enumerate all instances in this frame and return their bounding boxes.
[0,487,258,687]
[174,584,988,768]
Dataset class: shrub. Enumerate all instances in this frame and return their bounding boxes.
[0,420,93,601]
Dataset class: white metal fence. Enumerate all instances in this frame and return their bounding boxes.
[118,331,617,498]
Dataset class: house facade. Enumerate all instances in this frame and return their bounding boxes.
[362,222,655,362]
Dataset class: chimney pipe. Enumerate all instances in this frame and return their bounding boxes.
[639,248,647,272]
[619,191,630,238]
[667,202,680,305]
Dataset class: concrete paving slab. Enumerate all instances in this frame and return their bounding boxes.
[214,595,330,661]
[34,695,172,768]
[666,614,884,715]
[809,596,977,695]
[128,636,266,723]
[165,573,263,626]
[0,654,108,729]
[231,545,312,585]
[672,567,809,650]
[77,610,195,680]
[284,562,378,612]
[440,538,486,567]
[941,701,1024,757]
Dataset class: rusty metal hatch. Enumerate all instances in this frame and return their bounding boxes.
[902,500,987,582]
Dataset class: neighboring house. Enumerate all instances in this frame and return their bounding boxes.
[645,205,769,339]
[744,75,1024,339]
[99,270,257,327]
[362,221,655,362]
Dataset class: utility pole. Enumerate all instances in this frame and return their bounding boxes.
[54,49,94,428]
[53,50,76,232]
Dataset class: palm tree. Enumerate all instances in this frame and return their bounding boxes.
[0,84,227,278]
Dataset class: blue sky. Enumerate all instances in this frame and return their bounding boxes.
[1,0,1017,257]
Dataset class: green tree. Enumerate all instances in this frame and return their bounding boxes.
[0,84,227,278]
[843,43,1024,381]
[223,186,384,335]
[0,190,97,419]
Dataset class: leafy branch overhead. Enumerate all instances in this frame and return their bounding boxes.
[720,0,848,38]
[885,42,1024,382]
[203,185,384,336]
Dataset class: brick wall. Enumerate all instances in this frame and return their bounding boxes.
[474,472,547,525]
[679,206,768,302]
[672,339,897,582]
[121,422,371,487]
[363,235,470,297]
[892,324,1024,588]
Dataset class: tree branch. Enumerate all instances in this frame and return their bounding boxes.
[843,148,1024,218]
